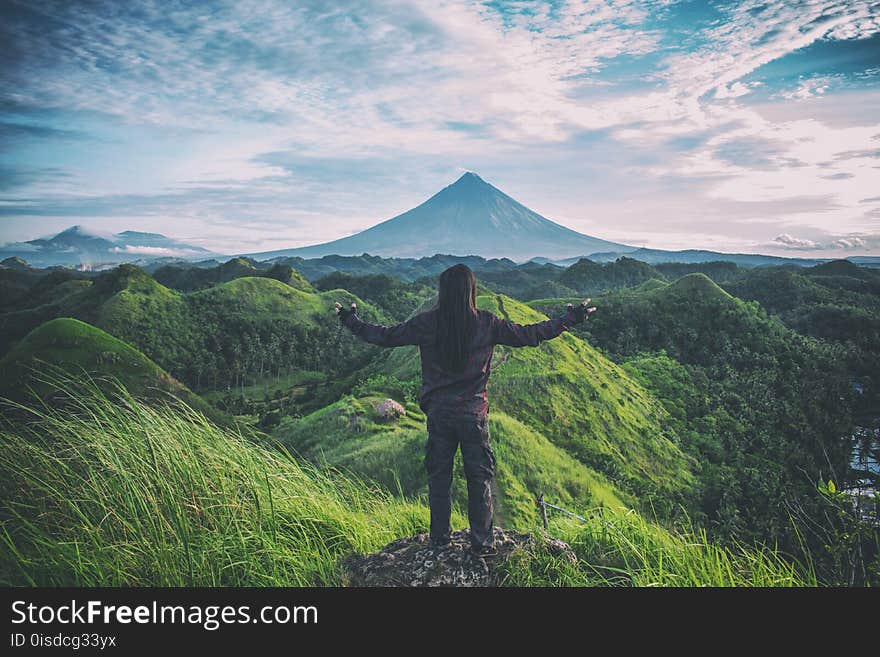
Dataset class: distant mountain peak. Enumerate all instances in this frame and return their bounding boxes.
[446,171,493,192]
[455,171,485,183]
[244,173,634,261]
[0,225,213,268]
[59,225,88,235]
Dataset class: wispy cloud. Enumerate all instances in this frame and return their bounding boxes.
[111,245,204,257]
[772,231,880,251]
[773,233,820,249]
[0,0,878,255]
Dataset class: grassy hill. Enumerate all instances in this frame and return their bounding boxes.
[721,264,880,401]
[365,293,695,509]
[275,391,629,529]
[1,261,871,585]
[0,317,219,421]
[531,273,780,369]
[0,265,390,395]
[530,273,857,553]
[557,257,663,295]
[153,257,313,292]
[313,272,434,321]
[0,382,813,586]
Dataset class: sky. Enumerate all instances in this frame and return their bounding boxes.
[0,0,879,258]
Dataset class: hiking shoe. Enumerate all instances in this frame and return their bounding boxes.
[471,543,497,557]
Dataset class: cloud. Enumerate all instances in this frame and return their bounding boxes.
[0,120,94,148]
[0,0,878,254]
[771,232,880,251]
[714,81,759,99]
[778,76,836,100]
[830,236,868,249]
[0,0,666,144]
[773,233,820,249]
[0,165,74,192]
[110,245,203,257]
[2,1,878,156]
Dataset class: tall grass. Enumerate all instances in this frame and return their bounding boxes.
[1,377,817,587]
[0,378,428,586]
[501,510,816,587]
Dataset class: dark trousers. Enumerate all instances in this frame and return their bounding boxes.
[424,413,496,548]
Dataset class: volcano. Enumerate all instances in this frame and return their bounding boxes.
[248,172,633,261]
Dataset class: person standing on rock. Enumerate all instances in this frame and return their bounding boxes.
[335,264,595,554]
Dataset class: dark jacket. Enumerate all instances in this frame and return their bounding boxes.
[340,306,578,418]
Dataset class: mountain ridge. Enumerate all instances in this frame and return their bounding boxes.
[0,226,214,268]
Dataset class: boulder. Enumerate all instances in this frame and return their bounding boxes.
[373,398,406,421]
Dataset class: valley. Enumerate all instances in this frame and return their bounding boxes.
[1,247,878,586]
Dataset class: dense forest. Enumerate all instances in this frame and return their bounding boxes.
[1,253,877,585]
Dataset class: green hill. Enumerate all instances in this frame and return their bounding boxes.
[723,265,879,315]
[531,272,856,551]
[809,259,878,281]
[544,273,771,370]
[558,257,663,295]
[366,293,695,507]
[276,391,629,529]
[313,272,433,321]
[654,261,743,283]
[0,261,59,312]
[0,265,388,394]
[0,318,218,421]
[722,266,879,351]
[0,256,31,271]
[0,382,813,586]
[152,257,313,292]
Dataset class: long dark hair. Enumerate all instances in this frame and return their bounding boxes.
[435,264,478,373]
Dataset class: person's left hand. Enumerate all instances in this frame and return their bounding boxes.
[566,298,597,324]
[335,301,357,318]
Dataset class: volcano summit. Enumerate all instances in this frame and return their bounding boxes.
[248,172,633,262]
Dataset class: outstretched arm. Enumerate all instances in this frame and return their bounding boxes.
[335,301,426,347]
[492,298,596,347]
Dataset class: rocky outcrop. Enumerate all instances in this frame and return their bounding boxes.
[343,528,576,587]
[373,398,406,421]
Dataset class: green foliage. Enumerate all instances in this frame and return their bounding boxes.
[0,378,818,587]
[501,509,815,587]
[803,480,879,585]
[522,279,578,301]
[0,318,220,422]
[3,256,878,586]
[0,265,392,396]
[263,263,312,291]
[364,293,696,511]
[152,257,313,293]
[276,393,629,529]
[552,274,857,558]
[0,378,432,586]
[558,257,663,295]
[313,272,433,321]
[0,268,91,313]
[351,373,421,403]
[722,263,880,413]
[471,262,565,299]
[276,395,433,505]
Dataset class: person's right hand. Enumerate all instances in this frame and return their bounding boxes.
[566,298,597,324]
[335,301,357,321]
